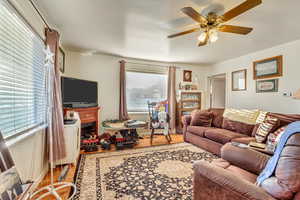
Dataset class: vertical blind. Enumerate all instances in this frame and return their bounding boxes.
[0,0,47,138]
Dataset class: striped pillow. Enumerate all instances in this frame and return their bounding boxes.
[255,116,280,143]
[256,111,268,124]
[223,108,260,125]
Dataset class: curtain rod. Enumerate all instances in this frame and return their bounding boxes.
[28,0,51,30]
[125,61,181,69]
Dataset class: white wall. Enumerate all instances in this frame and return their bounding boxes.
[4,0,49,186]
[209,39,300,114]
[64,51,209,126]
[7,130,48,183]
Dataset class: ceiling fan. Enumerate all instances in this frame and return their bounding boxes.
[168,0,262,46]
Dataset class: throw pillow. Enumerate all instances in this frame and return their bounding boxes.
[209,108,224,128]
[223,108,260,125]
[256,111,268,124]
[255,116,280,143]
[274,125,287,143]
[190,110,213,127]
[252,123,261,137]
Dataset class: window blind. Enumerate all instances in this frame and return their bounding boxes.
[0,0,47,138]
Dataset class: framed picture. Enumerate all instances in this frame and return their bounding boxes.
[183,70,192,82]
[253,55,283,79]
[58,47,65,73]
[256,79,279,93]
[232,69,247,91]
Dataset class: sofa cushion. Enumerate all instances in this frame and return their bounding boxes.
[190,110,213,127]
[209,108,224,128]
[231,137,256,145]
[204,128,245,144]
[187,126,213,137]
[212,159,257,183]
[222,118,255,136]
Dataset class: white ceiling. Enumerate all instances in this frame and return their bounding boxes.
[34,0,300,65]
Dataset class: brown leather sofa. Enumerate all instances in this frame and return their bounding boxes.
[183,108,300,199]
[183,108,300,156]
[193,134,300,200]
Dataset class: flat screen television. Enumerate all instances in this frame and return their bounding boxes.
[61,77,98,108]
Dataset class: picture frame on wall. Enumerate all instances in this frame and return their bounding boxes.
[58,47,65,73]
[256,79,279,93]
[232,69,247,91]
[253,55,283,79]
[183,70,192,82]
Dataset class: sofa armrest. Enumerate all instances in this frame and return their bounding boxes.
[221,143,270,175]
[193,161,276,200]
[182,115,192,126]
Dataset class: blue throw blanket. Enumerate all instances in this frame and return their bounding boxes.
[257,121,300,186]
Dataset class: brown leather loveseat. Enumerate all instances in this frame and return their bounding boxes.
[193,133,300,200]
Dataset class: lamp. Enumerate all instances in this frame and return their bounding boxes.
[197,29,219,43]
[198,31,207,43]
[293,89,300,99]
[209,29,218,43]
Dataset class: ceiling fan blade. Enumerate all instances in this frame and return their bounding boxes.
[198,34,208,47]
[221,0,262,22]
[219,25,253,35]
[181,7,207,24]
[168,27,200,38]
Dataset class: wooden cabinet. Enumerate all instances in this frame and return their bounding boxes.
[178,91,202,128]
[64,107,100,134]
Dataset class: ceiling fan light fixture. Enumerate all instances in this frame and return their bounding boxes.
[198,32,207,42]
[209,29,218,43]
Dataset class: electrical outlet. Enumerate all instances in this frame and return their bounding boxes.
[283,92,293,97]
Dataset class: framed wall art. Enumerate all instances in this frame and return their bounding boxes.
[183,70,192,82]
[253,55,282,79]
[232,69,247,91]
[58,47,65,73]
[256,79,279,93]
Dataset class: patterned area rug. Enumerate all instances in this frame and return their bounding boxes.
[72,143,217,200]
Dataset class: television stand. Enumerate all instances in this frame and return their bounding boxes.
[63,106,100,140]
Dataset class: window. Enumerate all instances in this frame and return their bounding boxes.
[0,0,47,138]
[126,71,168,112]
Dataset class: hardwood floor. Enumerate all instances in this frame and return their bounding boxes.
[35,134,184,200]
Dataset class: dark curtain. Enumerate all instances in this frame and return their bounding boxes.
[119,60,130,121]
[45,28,66,161]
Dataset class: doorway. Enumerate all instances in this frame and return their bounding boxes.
[208,74,226,109]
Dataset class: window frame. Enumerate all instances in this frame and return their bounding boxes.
[0,0,48,140]
[126,69,168,113]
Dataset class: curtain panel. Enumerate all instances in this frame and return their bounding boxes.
[45,28,66,161]
[119,60,130,121]
[168,66,177,133]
